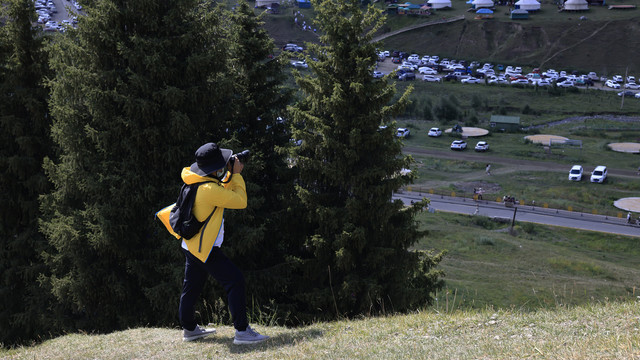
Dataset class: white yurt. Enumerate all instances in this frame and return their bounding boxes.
[563,0,588,10]
[428,0,452,8]
[515,0,540,11]
[472,0,494,9]
[256,0,278,7]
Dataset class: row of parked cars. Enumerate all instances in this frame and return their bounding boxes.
[376,51,640,94]
[568,165,607,183]
[36,0,80,31]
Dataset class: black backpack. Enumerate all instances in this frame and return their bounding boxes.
[169,181,217,250]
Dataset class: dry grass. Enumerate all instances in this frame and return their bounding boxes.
[2,301,639,359]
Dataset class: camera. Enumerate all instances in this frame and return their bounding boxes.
[229,150,250,169]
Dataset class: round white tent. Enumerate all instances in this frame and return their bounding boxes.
[428,0,452,9]
[515,0,540,11]
[472,0,494,9]
[563,0,588,10]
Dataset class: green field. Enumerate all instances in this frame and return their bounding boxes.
[415,211,640,310]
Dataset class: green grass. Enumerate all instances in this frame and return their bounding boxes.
[414,211,640,310]
[3,301,639,359]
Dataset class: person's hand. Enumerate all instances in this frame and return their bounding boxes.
[231,157,244,174]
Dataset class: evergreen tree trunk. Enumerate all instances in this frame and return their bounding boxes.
[0,0,57,345]
[287,0,444,320]
[41,0,232,332]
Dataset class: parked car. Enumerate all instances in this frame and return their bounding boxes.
[422,75,441,82]
[398,72,416,81]
[488,76,508,84]
[511,78,530,85]
[617,90,636,97]
[461,77,482,84]
[568,165,583,181]
[624,82,640,89]
[587,72,599,81]
[283,43,303,52]
[290,60,308,69]
[627,76,636,83]
[556,80,574,88]
[605,80,621,89]
[590,166,607,183]
[372,71,384,79]
[534,79,552,87]
[612,75,623,83]
[419,67,437,75]
[428,127,443,137]
[474,141,489,152]
[635,93,640,99]
[450,140,467,150]
[396,128,410,138]
[443,74,458,82]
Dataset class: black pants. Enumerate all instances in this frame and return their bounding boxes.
[179,247,248,331]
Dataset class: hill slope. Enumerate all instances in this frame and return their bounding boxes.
[2,301,639,359]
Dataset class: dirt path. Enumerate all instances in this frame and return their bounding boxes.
[404,146,639,178]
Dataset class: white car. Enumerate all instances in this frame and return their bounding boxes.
[534,79,552,87]
[556,80,574,88]
[372,71,384,79]
[624,82,640,89]
[422,75,441,82]
[568,165,583,181]
[635,93,640,99]
[407,55,420,63]
[612,75,623,83]
[488,77,508,84]
[419,67,437,75]
[421,55,431,62]
[461,77,482,84]
[590,166,607,183]
[428,127,443,137]
[474,141,489,152]
[290,60,308,69]
[605,80,621,89]
[450,140,467,150]
[627,76,636,83]
[396,128,410,138]
[511,78,530,85]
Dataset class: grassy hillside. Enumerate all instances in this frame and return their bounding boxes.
[262,0,640,74]
[2,301,638,359]
[415,212,640,310]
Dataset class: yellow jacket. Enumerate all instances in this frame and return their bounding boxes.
[157,167,247,262]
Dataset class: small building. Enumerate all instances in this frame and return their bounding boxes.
[490,115,521,132]
[563,0,589,11]
[515,0,540,11]
[428,0,452,9]
[510,8,529,18]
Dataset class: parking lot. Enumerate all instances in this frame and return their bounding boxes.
[373,53,635,94]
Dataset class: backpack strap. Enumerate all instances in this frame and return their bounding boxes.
[198,206,217,253]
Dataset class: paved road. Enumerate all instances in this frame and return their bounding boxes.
[394,191,640,238]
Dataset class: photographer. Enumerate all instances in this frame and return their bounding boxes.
[176,142,268,344]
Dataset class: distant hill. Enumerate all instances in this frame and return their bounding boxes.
[262,7,640,75]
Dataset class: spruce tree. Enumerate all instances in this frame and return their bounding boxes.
[210,0,301,321]
[0,0,56,345]
[41,0,232,332]
[287,0,444,319]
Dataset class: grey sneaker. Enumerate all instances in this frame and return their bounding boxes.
[183,324,216,342]
[233,325,269,345]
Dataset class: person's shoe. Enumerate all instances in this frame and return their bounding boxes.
[183,324,216,342]
[233,325,269,345]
